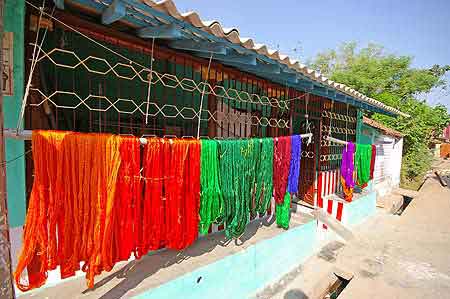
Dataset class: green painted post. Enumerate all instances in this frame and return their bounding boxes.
[4,0,26,228]
[0,0,17,296]
[356,109,363,144]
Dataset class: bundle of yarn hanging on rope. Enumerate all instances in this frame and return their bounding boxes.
[199,140,224,234]
[16,131,304,292]
[355,143,372,188]
[273,136,291,205]
[218,139,259,238]
[276,193,291,229]
[254,138,274,215]
[15,131,201,291]
[340,141,356,202]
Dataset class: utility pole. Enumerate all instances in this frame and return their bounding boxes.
[0,0,16,297]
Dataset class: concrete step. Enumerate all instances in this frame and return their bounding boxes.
[377,193,404,214]
[392,187,419,198]
[312,209,354,241]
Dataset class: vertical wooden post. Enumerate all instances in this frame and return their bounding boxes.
[207,79,217,138]
[0,0,16,297]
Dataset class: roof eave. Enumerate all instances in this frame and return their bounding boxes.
[60,0,410,117]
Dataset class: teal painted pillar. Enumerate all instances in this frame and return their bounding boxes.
[356,109,363,144]
[4,0,26,228]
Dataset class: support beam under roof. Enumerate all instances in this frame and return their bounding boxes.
[336,93,346,102]
[137,24,183,39]
[274,71,298,84]
[296,82,313,91]
[327,89,336,99]
[168,40,226,55]
[230,61,281,75]
[295,78,314,90]
[196,50,257,65]
[102,0,126,25]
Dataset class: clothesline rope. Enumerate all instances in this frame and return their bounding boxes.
[197,53,213,139]
[144,37,155,125]
[326,135,348,145]
[3,128,312,144]
[17,2,55,132]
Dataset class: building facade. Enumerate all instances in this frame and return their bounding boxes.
[3,1,408,296]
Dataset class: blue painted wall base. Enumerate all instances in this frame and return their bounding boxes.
[134,191,377,299]
[343,191,377,227]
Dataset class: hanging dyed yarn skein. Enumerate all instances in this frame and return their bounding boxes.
[369,144,376,180]
[114,137,141,262]
[355,143,372,188]
[340,142,356,201]
[249,139,262,217]
[275,135,302,229]
[140,138,165,254]
[86,134,122,287]
[218,139,258,239]
[14,131,68,291]
[184,140,201,247]
[218,140,236,237]
[199,140,224,234]
[287,135,302,193]
[14,131,125,290]
[273,136,293,229]
[276,193,291,229]
[231,139,258,238]
[273,136,291,204]
[163,139,201,250]
[254,138,274,215]
[140,138,201,252]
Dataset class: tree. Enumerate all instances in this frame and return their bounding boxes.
[309,42,450,187]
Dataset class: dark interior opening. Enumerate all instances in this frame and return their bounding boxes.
[395,196,413,216]
[323,274,351,299]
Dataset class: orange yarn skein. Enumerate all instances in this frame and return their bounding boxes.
[86,134,122,288]
[14,131,124,290]
[113,136,141,262]
[15,131,201,291]
[14,131,70,291]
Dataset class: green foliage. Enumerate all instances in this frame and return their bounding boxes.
[430,64,450,77]
[401,143,432,184]
[309,42,450,186]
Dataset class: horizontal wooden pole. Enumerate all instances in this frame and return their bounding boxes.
[4,130,313,145]
[326,136,348,145]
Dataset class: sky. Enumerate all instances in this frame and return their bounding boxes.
[174,0,450,111]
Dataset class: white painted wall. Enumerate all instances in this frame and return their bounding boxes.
[373,135,403,197]
[434,143,441,158]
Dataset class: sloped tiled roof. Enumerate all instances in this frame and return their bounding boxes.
[363,116,404,138]
[141,0,409,117]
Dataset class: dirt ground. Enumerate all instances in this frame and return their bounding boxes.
[262,159,450,299]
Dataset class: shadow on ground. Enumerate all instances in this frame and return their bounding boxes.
[284,289,309,299]
[83,216,275,299]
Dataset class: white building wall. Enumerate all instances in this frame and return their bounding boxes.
[373,134,403,197]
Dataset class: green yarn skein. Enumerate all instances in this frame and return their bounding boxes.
[199,140,224,234]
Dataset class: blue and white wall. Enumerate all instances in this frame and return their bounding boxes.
[359,123,403,197]
[132,191,377,299]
